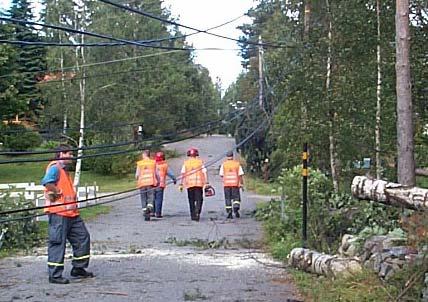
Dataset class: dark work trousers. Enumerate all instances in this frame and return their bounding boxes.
[47,214,90,278]
[154,187,165,216]
[139,186,155,216]
[224,187,241,213]
[187,187,203,220]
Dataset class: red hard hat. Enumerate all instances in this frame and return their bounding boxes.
[155,151,165,162]
[187,147,199,157]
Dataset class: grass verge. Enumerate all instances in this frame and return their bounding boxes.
[290,269,397,302]
[0,155,136,193]
[245,174,278,196]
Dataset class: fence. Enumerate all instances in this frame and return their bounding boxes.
[0,182,99,221]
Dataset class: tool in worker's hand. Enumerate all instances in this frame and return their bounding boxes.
[204,184,215,197]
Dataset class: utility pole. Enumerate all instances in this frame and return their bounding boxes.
[258,35,263,109]
[73,1,86,188]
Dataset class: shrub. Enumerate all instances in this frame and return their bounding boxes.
[0,195,43,251]
[2,125,42,151]
[84,150,138,177]
[256,166,401,254]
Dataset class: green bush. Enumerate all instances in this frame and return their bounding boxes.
[111,154,137,177]
[0,195,43,251]
[256,166,401,255]
[84,150,137,177]
[2,125,42,151]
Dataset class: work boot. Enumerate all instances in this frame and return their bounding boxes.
[70,267,94,278]
[227,212,233,219]
[144,208,151,221]
[49,276,70,284]
[234,211,240,218]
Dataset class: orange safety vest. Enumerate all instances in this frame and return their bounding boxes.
[44,161,79,217]
[136,158,158,188]
[157,161,169,188]
[222,159,241,187]
[183,158,205,188]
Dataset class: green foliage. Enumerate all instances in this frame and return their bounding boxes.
[40,140,59,150]
[0,195,43,251]
[84,150,137,177]
[256,167,401,255]
[40,0,221,143]
[1,125,42,151]
[7,0,46,123]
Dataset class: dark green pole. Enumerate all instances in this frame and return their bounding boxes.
[302,143,308,248]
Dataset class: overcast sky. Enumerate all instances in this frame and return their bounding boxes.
[0,0,255,89]
[163,0,254,89]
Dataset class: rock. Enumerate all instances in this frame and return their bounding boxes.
[383,237,407,249]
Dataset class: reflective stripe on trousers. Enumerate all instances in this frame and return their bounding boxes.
[47,214,90,278]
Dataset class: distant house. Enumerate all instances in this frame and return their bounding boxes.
[37,71,76,83]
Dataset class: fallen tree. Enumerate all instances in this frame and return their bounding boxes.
[416,168,428,177]
[288,248,361,278]
[351,176,428,211]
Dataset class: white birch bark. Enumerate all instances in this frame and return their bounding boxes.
[326,0,339,193]
[289,248,361,277]
[351,176,428,211]
[73,3,86,188]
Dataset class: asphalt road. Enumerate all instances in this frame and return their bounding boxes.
[0,135,300,302]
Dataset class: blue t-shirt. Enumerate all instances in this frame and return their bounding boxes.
[41,165,60,186]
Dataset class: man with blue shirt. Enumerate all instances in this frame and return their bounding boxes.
[41,144,93,284]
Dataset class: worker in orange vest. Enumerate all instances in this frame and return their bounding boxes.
[136,150,159,221]
[41,144,93,284]
[219,150,245,219]
[179,147,208,221]
[154,151,177,218]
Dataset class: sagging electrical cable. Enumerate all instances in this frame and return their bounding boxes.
[0,15,244,78]
[98,0,291,49]
[0,120,142,135]
[0,100,257,155]
[0,100,263,215]
[0,50,182,80]
[0,118,268,223]
[0,39,248,51]
[0,13,246,48]
[0,17,192,51]
[0,103,255,164]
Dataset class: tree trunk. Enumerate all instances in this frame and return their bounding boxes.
[60,37,68,135]
[351,176,428,211]
[303,1,311,40]
[288,248,361,278]
[375,0,382,179]
[326,0,339,193]
[395,0,415,186]
[301,1,311,133]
